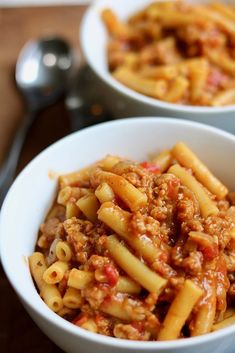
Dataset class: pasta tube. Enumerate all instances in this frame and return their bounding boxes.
[68,267,141,293]
[59,165,93,188]
[191,279,216,336]
[29,252,47,290]
[101,297,134,321]
[80,318,98,333]
[163,76,189,103]
[40,283,63,312]
[76,193,100,222]
[212,88,235,107]
[29,252,63,312]
[43,261,69,284]
[113,66,167,99]
[68,269,94,290]
[158,280,203,340]
[65,202,80,219]
[93,169,147,211]
[98,202,161,263]
[213,315,235,331]
[151,149,173,172]
[189,59,209,102]
[95,182,115,203]
[63,287,83,309]
[172,142,228,199]
[105,235,167,294]
[56,241,72,262]
[100,155,121,171]
[116,276,141,294]
[101,9,130,39]
[168,164,219,218]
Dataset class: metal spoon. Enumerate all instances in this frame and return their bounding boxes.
[0,37,74,207]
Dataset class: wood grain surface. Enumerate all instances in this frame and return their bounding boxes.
[0,5,87,353]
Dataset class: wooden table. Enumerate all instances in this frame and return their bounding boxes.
[0,5,87,352]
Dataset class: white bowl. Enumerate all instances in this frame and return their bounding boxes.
[1,117,235,353]
[80,0,235,133]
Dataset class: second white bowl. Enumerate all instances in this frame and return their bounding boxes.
[80,0,235,133]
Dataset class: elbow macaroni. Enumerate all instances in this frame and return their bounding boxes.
[102,0,235,106]
[30,141,235,341]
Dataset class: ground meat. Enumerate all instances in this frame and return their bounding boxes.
[181,219,204,237]
[85,255,110,271]
[150,202,169,222]
[154,173,180,202]
[64,217,93,235]
[217,200,230,212]
[112,160,155,196]
[40,218,64,243]
[129,211,160,238]
[113,323,150,341]
[177,23,226,53]
[204,215,234,249]
[171,240,203,275]
[64,217,91,263]
[95,314,114,336]
[224,250,235,272]
[177,198,195,222]
[144,293,158,311]
[182,251,203,275]
[82,284,111,310]
[139,37,182,65]
[152,254,177,278]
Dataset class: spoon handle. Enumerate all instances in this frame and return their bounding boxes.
[0,111,36,207]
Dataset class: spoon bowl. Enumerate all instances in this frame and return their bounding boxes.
[16,37,73,110]
[0,36,74,206]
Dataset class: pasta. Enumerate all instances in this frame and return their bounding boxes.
[30,142,235,341]
[102,0,235,106]
[105,235,167,294]
[172,142,228,199]
[76,193,100,222]
[158,280,203,340]
[29,253,63,312]
[168,164,219,218]
[56,241,72,262]
[63,287,83,309]
[43,260,69,284]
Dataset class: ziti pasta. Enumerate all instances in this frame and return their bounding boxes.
[102,0,235,106]
[30,142,235,341]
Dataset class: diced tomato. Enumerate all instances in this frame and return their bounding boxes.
[200,244,219,261]
[102,294,113,306]
[131,321,144,332]
[140,161,161,174]
[95,314,105,324]
[216,255,227,275]
[159,251,168,262]
[104,264,119,287]
[72,314,88,326]
[167,178,180,199]
[207,68,228,88]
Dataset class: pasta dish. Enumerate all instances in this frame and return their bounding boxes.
[29,142,235,340]
[102,1,235,106]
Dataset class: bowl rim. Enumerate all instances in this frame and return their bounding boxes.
[2,117,235,349]
[80,0,235,115]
